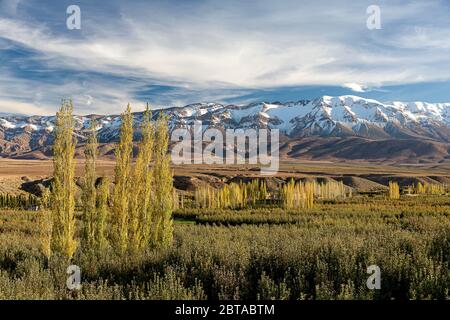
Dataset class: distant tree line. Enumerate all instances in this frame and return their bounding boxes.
[0,193,38,209]
[389,180,449,199]
[194,179,349,210]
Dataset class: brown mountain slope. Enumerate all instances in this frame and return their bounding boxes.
[281,137,450,163]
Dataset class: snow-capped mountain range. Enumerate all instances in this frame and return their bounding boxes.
[1,95,450,161]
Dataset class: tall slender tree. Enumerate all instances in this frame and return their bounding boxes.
[39,188,52,260]
[81,120,98,249]
[152,113,174,247]
[96,176,109,252]
[111,104,134,254]
[129,106,154,252]
[51,100,77,259]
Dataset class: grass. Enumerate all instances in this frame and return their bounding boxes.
[0,195,448,300]
[175,195,450,225]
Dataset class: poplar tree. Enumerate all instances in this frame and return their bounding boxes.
[153,113,174,247]
[111,104,134,254]
[81,120,98,249]
[51,100,77,259]
[96,176,109,252]
[279,179,314,210]
[129,106,154,252]
[39,188,52,260]
[389,181,400,199]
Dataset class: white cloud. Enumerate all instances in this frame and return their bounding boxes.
[0,98,53,116]
[1,1,449,88]
[343,83,367,93]
[1,0,450,113]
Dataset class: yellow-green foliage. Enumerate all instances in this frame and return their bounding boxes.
[173,190,180,210]
[0,195,449,300]
[17,102,177,264]
[195,179,348,210]
[173,190,187,210]
[408,182,448,195]
[279,179,314,210]
[220,182,247,209]
[0,194,38,209]
[39,188,52,259]
[81,120,98,249]
[129,106,154,252]
[153,113,174,247]
[314,181,347,199]
[95,177,110,252]
[108,105,175,252]
[195,180,268,209]
[389,181,400,200]
[246,180,268,207]
[111,104,134,254]
[195,185,217,209]
[51,100,77,259]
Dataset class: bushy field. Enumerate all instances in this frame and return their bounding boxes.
[0,195,449,300]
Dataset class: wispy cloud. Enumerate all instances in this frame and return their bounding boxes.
[1,0,450,114]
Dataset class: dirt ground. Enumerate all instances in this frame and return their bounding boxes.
[1,158,449,195]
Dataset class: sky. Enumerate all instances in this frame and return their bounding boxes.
[1,0,450,115]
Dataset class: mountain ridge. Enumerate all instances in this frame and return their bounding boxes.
[1,95,450,163]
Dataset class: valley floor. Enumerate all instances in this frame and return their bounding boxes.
[0,159,449,300]
[0,195,449,299]
[1,159,450,195]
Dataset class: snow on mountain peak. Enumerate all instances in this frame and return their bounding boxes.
[1,96,450,145]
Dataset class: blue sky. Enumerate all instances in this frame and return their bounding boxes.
[1,0,450,115]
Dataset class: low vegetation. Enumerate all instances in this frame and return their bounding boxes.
[0,195,448,299]
[0,101,448,300]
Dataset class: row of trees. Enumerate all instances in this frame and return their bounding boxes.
[110,104,173,254]
[389,181,400,200]
[0,193,38,209]
[405,182,448,195]
[313,180,350,199]
[279,180,314,210]
[194,180,268,209]
[45,100,173,260]
[389,181,449,199]
[194,179,349,210]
